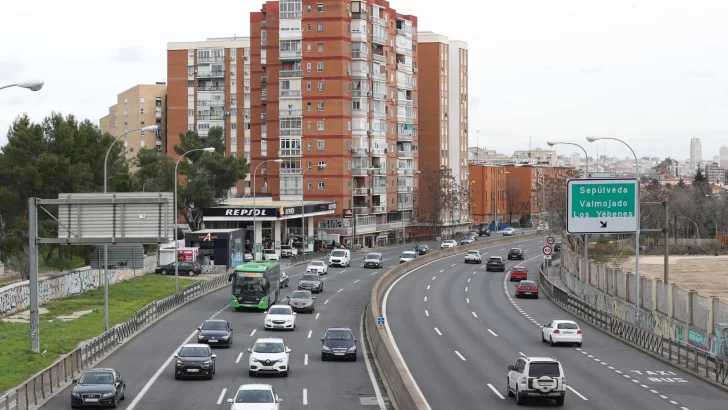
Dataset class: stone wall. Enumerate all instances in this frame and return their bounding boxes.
[0,254,157,317]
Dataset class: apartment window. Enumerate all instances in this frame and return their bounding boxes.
[307,4,311,12]
[307,102,312,111]
[188,109,194,116]
[317,140,325,150]
[348,161,351,170]
[307,43,311,52]
[318,161,325,167]
[317,102,324,111]
[308,141,312,150]
[231,49,236,58]
[307,82,312,91]
[317,82,324,91]
[317,62,324,71]
[140,140,145,147]
[348,121,351,131]
[231,123,237,130]
[317,3,323,12]
[231,79,236,87]
[317,121,324,131]
[347,102,351,112]
[140,108,145,115]
[308,182,312,190]
[231,137,237,145]
[307,24,312,31]
[317,42,324,52]
[124,97,128,104]
[231,63,236,72]
[188,124,194,131]
[318,181,325,190]
[317,23,324,32]
[308,161,312,169]
[307,62,312,72]
[245,137,251,144]
[347,44,350,52]
[188,50,194,57]
[307,121,312,131]
[140,97,145,103]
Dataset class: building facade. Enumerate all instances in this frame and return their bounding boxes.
[704,163,725,185]
[690,137,702,172]
[503,165,576,225]
[99,83,167,162]
[469,164,508,226]
[513,148,557,166]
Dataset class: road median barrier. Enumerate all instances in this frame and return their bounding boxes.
[366,234,540,410]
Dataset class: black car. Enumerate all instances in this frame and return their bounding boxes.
[155,261,201,276]
[486,256,506,272]
[321,327,357,361]
[554,242,562,252]
[174,344,217,380]
[197,319,234,347]
[507,248,525,260]
[414,244,430,255]
[71,368,125,408]
[475,223,491,236]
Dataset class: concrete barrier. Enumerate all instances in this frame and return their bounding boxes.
[366,234,541,410]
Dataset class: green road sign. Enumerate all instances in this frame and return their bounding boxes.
[566,178,639,234]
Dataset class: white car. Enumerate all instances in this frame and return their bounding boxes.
[464,250,482,264]
[227,384,282,410]
[502,227,516,236]
[280,245,298,257]
[262,249,279,260]
[507,355,566,405]
[247,338,291,377]
[440,240,457,249]
[541,320,582,347]
[328,249,351,267]
[244,252,254,262]
[399,251,417,264]
[306,260,328,275]
[264,305,297,331]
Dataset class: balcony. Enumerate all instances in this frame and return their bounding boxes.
[279,50,303,60]
[352,90,370,98]
[351,50,369,59]
[397,150,414,158]
[279,148,302,156]
[373,92,387,100]
[398,202,414,210]
[197,56,224,64]
[261,75,267,83]
[351,148,368,156]
[372,168,387,175]
[197,114,226,121]
[261,92,267,101]
[280,167,302,174]
[279,128,303,137]
[351,69,367,78]
[279,69,303,78]
[352,168,369,176]
[353,187,370,195]
[372,34,387,45]
[280,188,304,195]
[372,205,387,214]
[397,168,415,175]
[396,28,412,37]
[280,89,303,98]
[351,11,368,20]
[372,71,385,81]
[372,16,385,26]
[280,11,302,19]
[372,54,386,63]
[352,107,368,116]
[279,109,303,117]
[197,100,224,107]
[371,110,386,119]
[397,62,412,73]
[197,86,225,92]
[156,108,162,118]
[197,70,225,78]
[397,186,414,193]
[371,148,386,156]
[372,186,387,195]
[354,206,370,215]
[396,46,412,56]
[397,114,414,123]
[397,98,413,106]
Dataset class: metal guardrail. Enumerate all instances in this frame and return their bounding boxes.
[538,268,728,388]
[289,250,330,266]
[0,273,231,410]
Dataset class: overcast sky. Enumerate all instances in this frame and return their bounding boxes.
[1,0,726,161]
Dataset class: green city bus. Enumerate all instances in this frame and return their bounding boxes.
[228,261,281,310]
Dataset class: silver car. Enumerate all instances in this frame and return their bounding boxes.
[287,290,316,313]
[298,273,323,293]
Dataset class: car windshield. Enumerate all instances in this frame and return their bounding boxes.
[179,346,210,357]
[557,322,579,330]
[201,321,227,330]
[366,253,381,259]
[520,281,537,287]
[291,291,311,299]
[301,274,319,281]
[402,252,415,258]
[326,330,353,340]
[331,250,346,257]
[467,251,479,255]
[415,245,426,249]
[254,341,285,353]
[310,261,325,266]
[282,245,291,249]
[78,371,114,385]
[232,276,267,296]
[489,257,501,261]
[235,389,274,403]
[510,248,520,252]
[528,362,561,378]
[264,249,275,254]
[268,307,291,315]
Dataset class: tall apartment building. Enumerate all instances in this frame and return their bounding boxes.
[690,137,702,171]
[248,0,419,243]
[167,37,252,194]
[719,145,728,169]
[99,83,167,162]
[703,163,725,185]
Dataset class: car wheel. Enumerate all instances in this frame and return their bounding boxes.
[188,270,195,277]
[555,396,565,406]
[576,342,582,347]
[110,397,118,409]
[249,370,255,377]
[515,387,524,405]
[213,364,216,374]
[550,336,555,346]
[174,373,180,380]
[507,379,514,397]
[161,269,168,275]
[321,354,327,361]
[352,355,357,362]
[541,333,546,343]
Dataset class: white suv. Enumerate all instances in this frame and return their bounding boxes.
[247,338,291,377]
[440,240,457,249]
[507,355,566,405]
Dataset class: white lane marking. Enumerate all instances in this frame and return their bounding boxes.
[451,263,456,267]
[371,271,377,275]
[587,355,593,358]
[427,285,431,290]
[305,354,309,365]
[307,330,312,338]
[487,329,498,337]
[354,279,360,283]
[250,329,257,337]
[567,386,588,400]
[608,366,615,370]
[235,352,243,363]
[487,383,505,399]
[465,287,468,292]
[473,271,476,275]
[217,388,227,404]
[615,370,623,374]
[434,327,443,335]
[338,288,344,293]
[432,276,436,280]
[315,313,320,319]
[466,298,470,304]
[303,388,308,405]
[632,379,640,383]
[499,248,505,251]
[341,270,347,273]
[424,296,428,302]
[467,278,471,283]
[439,270,444,273]
[324,299,330,304]
[472,311,478,318]
[650,390,659,394]
[623,374,631,378]
[640,385,648,388]
[660,395,668,399]
[455,351,466,361]
[425,310,429,316]
[360,312,387,410]
[670,401,678,405]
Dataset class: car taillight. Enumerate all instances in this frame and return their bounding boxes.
[577,330,582,334]
[553,329,560,334]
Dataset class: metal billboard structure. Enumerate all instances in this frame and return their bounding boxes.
[28,192,174,352]
[90,245,145,270]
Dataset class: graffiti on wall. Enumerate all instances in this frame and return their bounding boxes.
[688,329,709,351]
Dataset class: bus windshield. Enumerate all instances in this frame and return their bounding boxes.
[232,276,268,296]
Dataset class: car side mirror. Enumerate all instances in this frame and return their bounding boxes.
[227,398,233,403]
[197,327,201,331]
[276,396,283,403]
[508,365,515,371]
[313,296,316,299]
[293,312,297,315]
[72,378,78,384]
[247,348,252,353]
[173,354,178,358]
[320,338,325,342]
[211,354,217,358]
[286,347,292,353]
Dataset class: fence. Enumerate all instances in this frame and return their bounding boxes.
[539,266,728,388]
[0,273,231,410]
[290,250,331,266]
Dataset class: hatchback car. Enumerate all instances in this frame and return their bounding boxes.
[440,240,457,249]
[321,327,357,361]
[399,251,417,264]
[226,384,282,410]
[71,368,125,408]
[156,261,201,276]
[486,256,505,272]
[542,320,582,347]
[264,305,297,331]
[287,290,316,313]
[364,252,384,268]
[515,280,539,298]
[197,319,234,347]
[414,244,430,255]
[247,338,291,377]
[298,273,323,293]
[464,250,482,264]
[174,344,216,380]
[509,266,528,281]
[508,248,525,260]
[507,355,566,405]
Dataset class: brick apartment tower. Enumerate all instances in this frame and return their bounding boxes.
[249,0,419,245]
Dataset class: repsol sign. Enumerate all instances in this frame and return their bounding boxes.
[224,208,272,216]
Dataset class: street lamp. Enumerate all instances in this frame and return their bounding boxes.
[174,147,216,293]
[101,125,159,330]
[252,159,283,259]
[302,163,326,253]
[587,136,641,319]
[0,80,44,92]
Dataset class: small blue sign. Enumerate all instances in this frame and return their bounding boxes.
[377,317,385,326]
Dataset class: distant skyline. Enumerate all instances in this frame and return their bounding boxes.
[2,0,727,160]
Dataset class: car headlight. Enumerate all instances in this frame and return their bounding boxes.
[322,346,331,351]
[198,334,204,338]
[347,346,357,352]
[72,393,80,398]
[101,392,115,398]
[265,318,272,323]
[221,335,229,339]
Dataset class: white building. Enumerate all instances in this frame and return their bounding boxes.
[690,137,702,171]
[719,145,728,169]
[513,148,557,166]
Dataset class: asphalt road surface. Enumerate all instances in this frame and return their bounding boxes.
[39,233,517,410]
[386,236,728,409]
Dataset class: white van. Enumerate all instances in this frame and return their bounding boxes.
[328,249,351,267]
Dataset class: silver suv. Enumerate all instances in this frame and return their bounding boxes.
[506,355,566,406]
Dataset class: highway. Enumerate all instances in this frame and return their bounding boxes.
[385,236,728,409]
[38,234,510,410]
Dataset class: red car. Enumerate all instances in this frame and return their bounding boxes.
[510,266,528,282]
[515,280,539,299]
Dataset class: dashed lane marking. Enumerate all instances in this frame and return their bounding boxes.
[434,327,443,336]
[487,383,505,399]
[216,388,227,404]
[324,299,330,304]
[472,312,478,318]
[250,329,256,337]
[354,279,360,283]
[424,296,428,302]
[303,388,308,405]
[235,352,243,363]
[305,354,309,365]
[466,298,470,304]
[567,386,588,400]
[307,330,312,338]
[487,329,498,337]
[455,351,466,361]
[315,313,320,319]
[427,285,431,290]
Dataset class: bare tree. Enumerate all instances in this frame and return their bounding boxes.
[415,166,459,236]
[543,169,580,233]
[504,176,529,225]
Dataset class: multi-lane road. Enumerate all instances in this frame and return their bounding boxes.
[38,234,517,410]
[386,236,728,409]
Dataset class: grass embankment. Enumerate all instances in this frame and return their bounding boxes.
[0,274,198,394]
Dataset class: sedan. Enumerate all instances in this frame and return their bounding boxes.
[71,368,125,408]
[502,227,516,236]
[227,384,282,410]
[264,305,297,331]
[507,248,525,260]
[287,290,316,313]
[515,280,539,299]
[306,260,328,275]
[509,266,528,281]
[542,320,582,347]
[298,273,323,293]
[321,327,357,361]
[399,251,417,264]
[174,344,216,380]
[414,244,430,255]
[460,237,475,245]
[440,240,457,249]
[156,261,201,276]
[197,319,233,347]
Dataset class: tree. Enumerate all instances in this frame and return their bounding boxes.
[543,169,580,233]
[504,176,528,225]
[414,165,462,235]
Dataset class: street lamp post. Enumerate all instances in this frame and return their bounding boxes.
[174,147,216,293]
[103,125,159,330]
[587,136,640,319]
[302,164,326,253]
[252,159,283,260]
[547,141,591,288]
[0,80,44,92]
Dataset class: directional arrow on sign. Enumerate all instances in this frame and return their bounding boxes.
[600,221,607,228]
